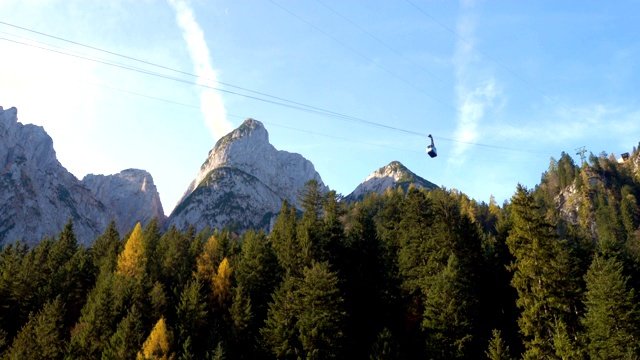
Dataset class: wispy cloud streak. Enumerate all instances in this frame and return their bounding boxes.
[168,0,233,139]
[451,6,499,163]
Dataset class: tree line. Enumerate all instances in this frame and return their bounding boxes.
[0,148,639,359]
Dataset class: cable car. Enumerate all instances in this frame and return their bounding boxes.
[426,134,437,158]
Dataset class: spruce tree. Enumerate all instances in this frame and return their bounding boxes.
[102,305,146,360]
[91,220,122,274]
[175,278,208,359]
[506,184,576,358]
[582,255,640,358]
[67,272,117,360]
[261,274,300,359]
[229,285,253,359]
[296,261,346,359]
[369,327,401,360]
[422,254,475,358]
[3,297,66,360]
[271,201,311,277]
[485,330,512,360]
[234,230,280,324]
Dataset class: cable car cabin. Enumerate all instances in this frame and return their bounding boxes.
[426,134,437,158]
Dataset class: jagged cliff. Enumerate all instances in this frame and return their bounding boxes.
[345,161,439,202]
[168,118,327,232]
[82,169,165,235]
[0,106,165,245]
[0,106,109,245]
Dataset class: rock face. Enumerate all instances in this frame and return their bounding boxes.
[0,106,165,246]
[0,106,109,246]
[82,169,165,235]
[345,161,438,202]
[168,118,327,232]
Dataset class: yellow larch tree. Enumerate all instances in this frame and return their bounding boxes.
[212,257,233,310]
[116,222,147,279]
[137,317,173,360]
[195,235,222,282]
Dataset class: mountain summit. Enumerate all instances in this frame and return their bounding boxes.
[168,118,327,232]
[345,161,438,202]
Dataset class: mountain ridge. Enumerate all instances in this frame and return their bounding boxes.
[0,106,440,244]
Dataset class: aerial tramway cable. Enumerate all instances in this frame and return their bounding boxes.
[0,23,554,157]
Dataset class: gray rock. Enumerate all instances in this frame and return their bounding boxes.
[0,106,109,246]
[82,169,165,235]
[169,118,327,233]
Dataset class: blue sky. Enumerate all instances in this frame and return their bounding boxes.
[1,0,639,214]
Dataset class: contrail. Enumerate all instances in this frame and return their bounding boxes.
[168,0,233,139]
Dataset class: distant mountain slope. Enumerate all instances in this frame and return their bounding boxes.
[168,118,327,233]
[344,161,438,202]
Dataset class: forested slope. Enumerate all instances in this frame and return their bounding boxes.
[1,147,639,359]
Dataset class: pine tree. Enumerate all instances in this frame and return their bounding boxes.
[422,254,475,358]
[137,317,173,360]
[271,201,311,277]
[261,274,300,358]
[102,305,146,360]
[506,184,577,358]
[0,240,40,346]
[485,330,512,360]
[620,185,640,237]
[296,261,346,359]
[67,272,117,360]
[175,278,208,359]
[369,327,401,360]
[229,285,253,358]
[552,320,583,360]
[582,255,640,358]
[116,223,147,280]
[396,186,434,297]
[3,297,66,360]
[155,226,194,292]
[234,230,280,323]
[342,202,390,357]
[92,220,122,274]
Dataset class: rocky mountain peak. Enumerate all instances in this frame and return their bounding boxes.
[0,106,109,245]
[0,106,58,172]
[178,118,325,209]
[169,118,327,233]
[215,118,268,147]
[345,161,438,202]
[368,161,412,181]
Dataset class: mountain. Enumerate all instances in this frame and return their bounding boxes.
[0,106,109,245]
[82,169,165,235]
[168,118,327,233]
[0,106,163,246]
[344,161,439,202]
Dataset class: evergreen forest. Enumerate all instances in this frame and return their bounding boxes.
[1,148,640,359]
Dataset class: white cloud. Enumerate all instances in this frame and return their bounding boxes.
[167,0,233,140]
[450,7,500,165]
[500,103,640,148]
